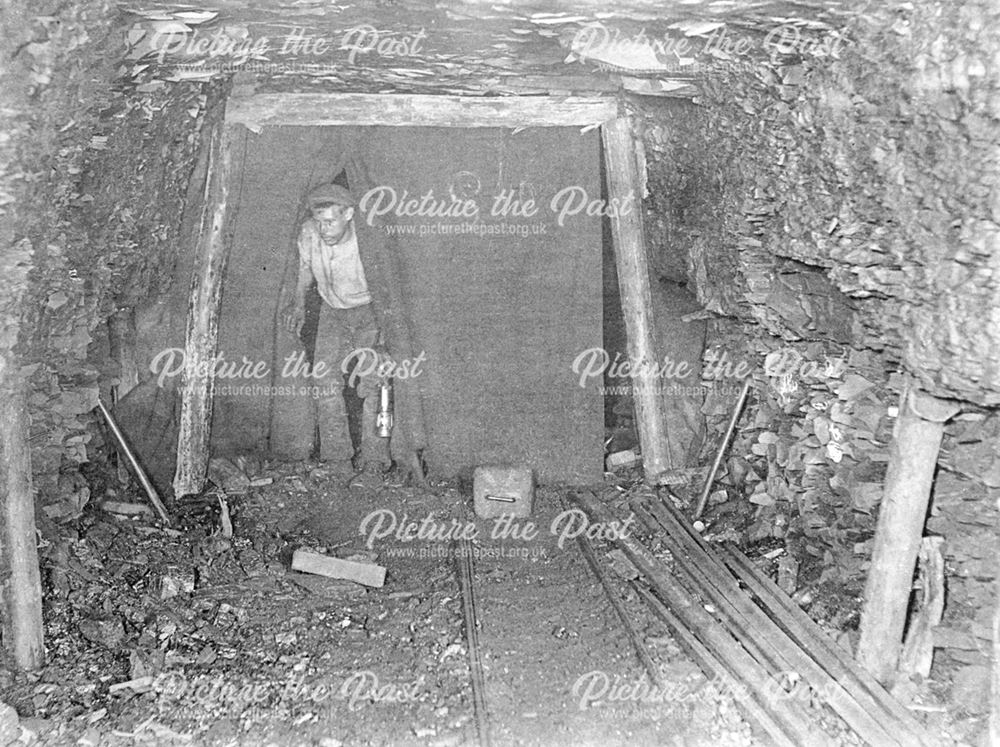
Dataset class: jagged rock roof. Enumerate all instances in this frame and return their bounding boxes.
[118,0,865,96]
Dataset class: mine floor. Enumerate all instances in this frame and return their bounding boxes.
[2,462,762,746]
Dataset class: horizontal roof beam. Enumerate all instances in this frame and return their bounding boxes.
[225,93,620,129]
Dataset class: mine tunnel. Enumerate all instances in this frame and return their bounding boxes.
[0,1,997,745]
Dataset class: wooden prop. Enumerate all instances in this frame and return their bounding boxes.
[173,120,233,497]
[857,381,959,684]
[602,117,672,481]
[992,570,1000,747]
[0,367,44,669]
[108,308,139,400]
[108,308,139,484]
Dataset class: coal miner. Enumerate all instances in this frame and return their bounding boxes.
[282,182,391,478]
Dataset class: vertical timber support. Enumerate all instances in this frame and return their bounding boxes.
[0,360,44,669]
[602,117,671,482]
[856,379,959,683]
[108,307,139,484]
[173,120,233,497]
[108,307,139,401]
[992,571,999,747]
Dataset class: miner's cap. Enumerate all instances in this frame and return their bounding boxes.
[307,183,354,209]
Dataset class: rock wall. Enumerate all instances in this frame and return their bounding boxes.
[1,0,117,375]
[635,3,998,720]
[0,1,221,522]
[1,0,120,523]
[638,0,1000,406]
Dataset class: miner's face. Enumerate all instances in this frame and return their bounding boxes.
[312,204,354,244]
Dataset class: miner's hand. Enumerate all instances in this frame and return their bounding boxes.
[373,341,395,378]
[282,303,305,337]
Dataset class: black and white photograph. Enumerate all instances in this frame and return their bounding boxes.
[0,1,997,745]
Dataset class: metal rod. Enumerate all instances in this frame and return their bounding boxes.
[454,538,491,747]
[96,398,172,525]
[571,511,663,686]
[693,377,752,519]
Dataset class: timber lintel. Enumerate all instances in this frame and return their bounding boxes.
[225,92,620,129]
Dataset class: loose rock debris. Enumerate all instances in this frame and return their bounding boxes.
[2,463,476,746]
[1,439,990,747]
[0,460,807,746]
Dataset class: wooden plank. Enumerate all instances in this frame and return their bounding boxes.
[291,549,386,588]
[570,491,831,746]
[633,501,791,673]
[0,366,44,669]
[100,501,154,516]
[637,496,910,747]
[225,93,618,129]
[632,583,800,747]
[172,121,234,497]
[898,536,945,678]
[601,117,672,481]
[653,490,933,745]
[719,544,937,747]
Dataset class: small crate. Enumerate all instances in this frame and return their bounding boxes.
[473,465,534,519]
